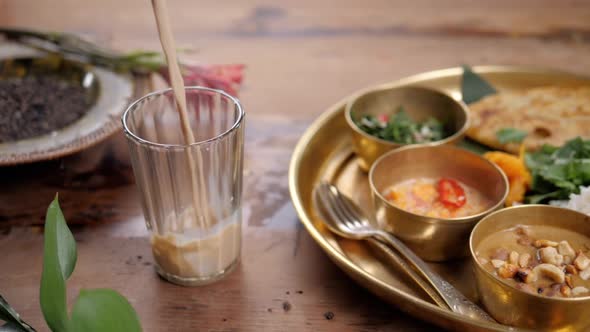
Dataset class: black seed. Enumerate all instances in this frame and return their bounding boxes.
[538,287,544,294]
[282,301,291,312]
[324,311,334,320]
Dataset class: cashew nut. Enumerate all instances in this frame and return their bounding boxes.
[539,247,564,266]
[565,264,578,275]
[532,263,565,284]
[565,275,574,289]
[518,253,531,268]
[508,251,520,265]
[491,248,509,261]
[571,286,589,296]
[498,264,519,279]
[491,259,505,269]
[558,241,576,259]
[574,252,590,271]
[534,239,558,248]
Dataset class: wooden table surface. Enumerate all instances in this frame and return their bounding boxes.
[1,1,590,331]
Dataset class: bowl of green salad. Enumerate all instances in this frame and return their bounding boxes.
[345,86,469,171]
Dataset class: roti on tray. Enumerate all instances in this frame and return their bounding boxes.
[466,86,590,154]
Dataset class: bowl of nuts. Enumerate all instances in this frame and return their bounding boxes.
[470,205,590,330]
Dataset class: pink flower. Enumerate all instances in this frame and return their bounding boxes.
[159,64,245,97]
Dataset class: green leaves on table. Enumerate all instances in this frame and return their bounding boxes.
[69,289,142,332]
[40,197,77,332]
[525,137,590,203]
[0,295,36,332]
[0,197,142,332]
[496,128,528,144]
[461,65,497,104]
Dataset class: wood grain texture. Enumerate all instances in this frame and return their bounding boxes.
[1,0,590,331]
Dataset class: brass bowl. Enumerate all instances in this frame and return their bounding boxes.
[345,86,469,171]
[470,205,590,330]
[369,145,508,262]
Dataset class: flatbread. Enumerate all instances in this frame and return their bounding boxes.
[466,86,590,154]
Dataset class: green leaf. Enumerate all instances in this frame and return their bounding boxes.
[526,188,571,204]
[461,65,497,104]
[40,197,77,332]
[525,137,590,203]
[496,128,528,144]
[0,296,35,332]
[69,289,142,332]
[458,138,490,155]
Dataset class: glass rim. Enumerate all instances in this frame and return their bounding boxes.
[121,86,244,149]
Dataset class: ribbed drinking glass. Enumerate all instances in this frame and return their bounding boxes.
[122,87,244,286]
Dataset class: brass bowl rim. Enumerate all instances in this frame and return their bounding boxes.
[368,144,509,224]
[344,85,470,148]
[469,204,590,302]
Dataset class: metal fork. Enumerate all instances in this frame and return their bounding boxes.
[314,182,495,322]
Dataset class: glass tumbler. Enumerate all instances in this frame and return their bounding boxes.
[122,87,244,286]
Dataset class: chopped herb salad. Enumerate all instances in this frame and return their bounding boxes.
[354,107,446,144]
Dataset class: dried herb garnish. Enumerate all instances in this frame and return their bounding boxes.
[355,107,445,144]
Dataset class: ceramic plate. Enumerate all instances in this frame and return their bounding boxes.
[0,43,135,165]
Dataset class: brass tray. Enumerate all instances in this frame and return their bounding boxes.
[289,66,590,331]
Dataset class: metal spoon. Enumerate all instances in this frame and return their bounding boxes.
[314,182,495,322]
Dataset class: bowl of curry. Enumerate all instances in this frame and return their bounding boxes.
[470,205,590,330]
[369,145,508,261]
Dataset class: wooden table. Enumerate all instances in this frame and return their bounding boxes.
[1,1,590,331]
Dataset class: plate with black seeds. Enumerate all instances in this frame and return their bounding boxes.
[0,43,137,165]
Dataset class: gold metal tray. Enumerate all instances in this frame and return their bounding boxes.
[289,66,590,331]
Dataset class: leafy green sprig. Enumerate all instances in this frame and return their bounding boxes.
[355,108,446,144]
[525,138,590,203]
[0,197,142,332]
